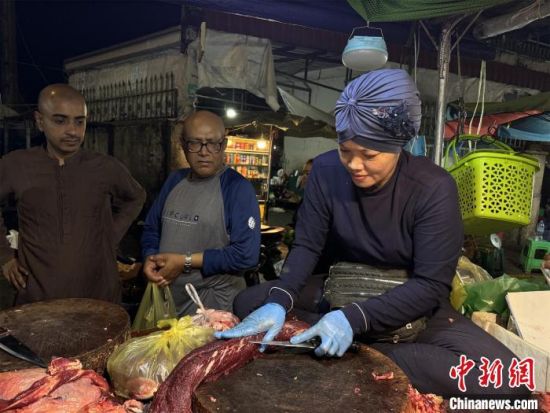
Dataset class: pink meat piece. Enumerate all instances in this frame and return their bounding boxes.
[371,371,394,381]
[124,377,158,400]
[80,395,143,413]
[0,369,47,400]
[150,320,309,413]
[0,358,143,413]
[192,309,240,332]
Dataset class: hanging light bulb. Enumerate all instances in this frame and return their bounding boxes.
[225,107,237,119]
[342,25,388,72]
[256,131,267,150]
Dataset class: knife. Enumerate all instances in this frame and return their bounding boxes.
[0,327,48,368]
[250,340,319,349]
[251,338,361,352]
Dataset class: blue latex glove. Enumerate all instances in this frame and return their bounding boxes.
[290,310,353,357]
[214,303,286,352]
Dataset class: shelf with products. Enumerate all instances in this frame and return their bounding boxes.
[225,135,272,205]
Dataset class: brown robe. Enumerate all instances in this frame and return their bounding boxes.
[0,145,146,304]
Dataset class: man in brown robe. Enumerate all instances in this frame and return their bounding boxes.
[0,84,146,304]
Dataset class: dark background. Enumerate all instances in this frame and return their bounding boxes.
[14,0,180,103]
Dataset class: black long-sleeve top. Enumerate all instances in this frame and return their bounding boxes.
[266,149,463,334]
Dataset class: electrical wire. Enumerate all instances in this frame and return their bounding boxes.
[477,61,486,136]
[468,60,486,136]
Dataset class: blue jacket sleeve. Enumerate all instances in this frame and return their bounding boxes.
[265,161,331,309]
[202,172,261,276]
[341,174,463,334]
[141,170,188,259]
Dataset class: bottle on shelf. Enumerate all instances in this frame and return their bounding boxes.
[536,219,545,241]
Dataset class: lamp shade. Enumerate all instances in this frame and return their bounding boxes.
[342,35,388,72]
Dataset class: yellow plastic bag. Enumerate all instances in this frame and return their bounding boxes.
[132,282,177,331]
[107,316,214,399]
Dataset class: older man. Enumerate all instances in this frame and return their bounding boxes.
[0,84,146,304]
[141,110,260,316]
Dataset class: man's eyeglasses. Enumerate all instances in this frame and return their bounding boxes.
[183,138,226,153]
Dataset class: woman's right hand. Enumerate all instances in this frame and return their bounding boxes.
[214,303,286,352]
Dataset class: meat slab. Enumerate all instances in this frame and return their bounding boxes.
[0,357,142,413]
[150,320,308,413]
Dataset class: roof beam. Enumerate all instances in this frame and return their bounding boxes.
[473,0,550,39]
[183,6,550,91]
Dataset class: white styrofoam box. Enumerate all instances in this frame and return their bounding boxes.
[473,319,550,392]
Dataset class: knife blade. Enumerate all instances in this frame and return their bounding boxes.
[249,340,318,349]
[250,338,361,352]
[0,327,47,368]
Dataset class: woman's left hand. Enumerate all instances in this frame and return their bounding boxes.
[290,310,353,357]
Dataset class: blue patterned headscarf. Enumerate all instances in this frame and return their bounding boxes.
[335,69,422,153]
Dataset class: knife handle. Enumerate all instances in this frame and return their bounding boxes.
[307,337,361,353]
[348,341,362,353]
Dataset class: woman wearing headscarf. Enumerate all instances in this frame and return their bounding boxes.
[217,69,526,397]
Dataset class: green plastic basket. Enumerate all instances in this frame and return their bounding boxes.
[444,136,540,236]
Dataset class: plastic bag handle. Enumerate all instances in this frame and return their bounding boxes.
[349,25,384,39]
[443,134,515,169]
[185,283,208,313]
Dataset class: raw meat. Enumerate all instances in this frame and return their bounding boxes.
[192,309,240,332]
[537,392,550,413]
[0,357,143,413]
[371,370,394,381]
[405,385,444,413]
[0,369,47,401]
[150,320,309,413]
[124,377,158,400]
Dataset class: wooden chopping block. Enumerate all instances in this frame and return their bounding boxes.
[193,345,410,413]
[0,298,129,373]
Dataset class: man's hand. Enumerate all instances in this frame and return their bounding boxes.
[143,255,163,284]
[143,253,185,287]
[1,258,29,291]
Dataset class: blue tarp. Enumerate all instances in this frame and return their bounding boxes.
[498,112,550,142]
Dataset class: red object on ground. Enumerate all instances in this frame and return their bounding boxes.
[150,320,309,413]
[0,357,143,413]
